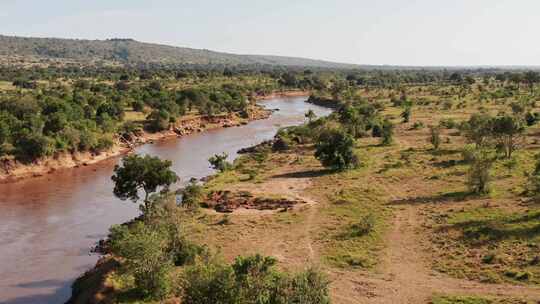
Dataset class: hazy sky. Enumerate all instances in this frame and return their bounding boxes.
[2,0,539,66]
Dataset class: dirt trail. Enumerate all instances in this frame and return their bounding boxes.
[331,177,540,304]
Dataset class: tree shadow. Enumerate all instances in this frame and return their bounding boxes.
[388,191,480,206]
[272,168,335,179]
[432,159,466,168]
[440,211,540,246]
[428,149,461,157]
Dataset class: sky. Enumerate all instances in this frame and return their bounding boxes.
[1,0,540,66]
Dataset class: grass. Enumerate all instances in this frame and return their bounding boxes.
[431,295,534,304]
[317,185,389,269]
[0,80,15,90]
[430,205,540,285]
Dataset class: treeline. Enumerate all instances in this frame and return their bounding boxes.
[0,73,272,162]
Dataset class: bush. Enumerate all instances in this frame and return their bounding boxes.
[181,254,330,304]
[315,129,358,170]
[371,123,382,137]
[109,222,173,299]
[350,213,375,237]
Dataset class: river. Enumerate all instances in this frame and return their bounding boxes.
[0,96,331,304]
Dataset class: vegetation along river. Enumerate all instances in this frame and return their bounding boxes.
[0,96,332,304]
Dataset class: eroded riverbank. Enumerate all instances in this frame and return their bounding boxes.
[0,91,309,184]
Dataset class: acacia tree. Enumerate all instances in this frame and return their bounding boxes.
[381,119,394,146]
[112,154,178,213]
[523,71,540,93]
[462,113,493,147]
[491,114,525,158]
[467,148,495,194]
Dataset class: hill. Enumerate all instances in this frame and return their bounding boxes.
[0,35,358,68]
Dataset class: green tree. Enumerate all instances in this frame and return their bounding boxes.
[381,119,394,146]
[181,178,204,210]
[112,154,178,213]
[315,129,358,170]
[462,113,493,147]
[491,114,525,158]
[109,222,173,299]
[147,109,170,132]
[523,71,540,93]
[526,153,540,200]
[467,148,495,194]
[208,152,231,172]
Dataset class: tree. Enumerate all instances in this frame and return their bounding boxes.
[208,152,231,172]
[491,114,525,158]
[315,129,358,170]
[523,71,539,93]
[526,153,540,200]
[338,104,364,138]
[429,125,441,150]
[462,113,493,147]
[109,222,173,299]
[381,119,394,146]
[181,178,204,210]
[112,154,178,212]
[305,109,316,123]
[147,109,171,131]
[467,148,495,194]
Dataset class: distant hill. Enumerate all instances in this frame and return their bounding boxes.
[0,35,358,69]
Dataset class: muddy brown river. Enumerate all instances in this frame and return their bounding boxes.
[0,97,331,304]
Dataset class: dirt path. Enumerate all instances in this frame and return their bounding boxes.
[331,177,540,304]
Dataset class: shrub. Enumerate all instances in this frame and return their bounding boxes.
[371,123,382,137]
[181,254,330,304]
[411,121,424,130]
[350,213,375,237]
[439,118,458,129]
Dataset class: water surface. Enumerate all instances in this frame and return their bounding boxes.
[0,97,331,304]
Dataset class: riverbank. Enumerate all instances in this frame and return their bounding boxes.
[0,91,309,184]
